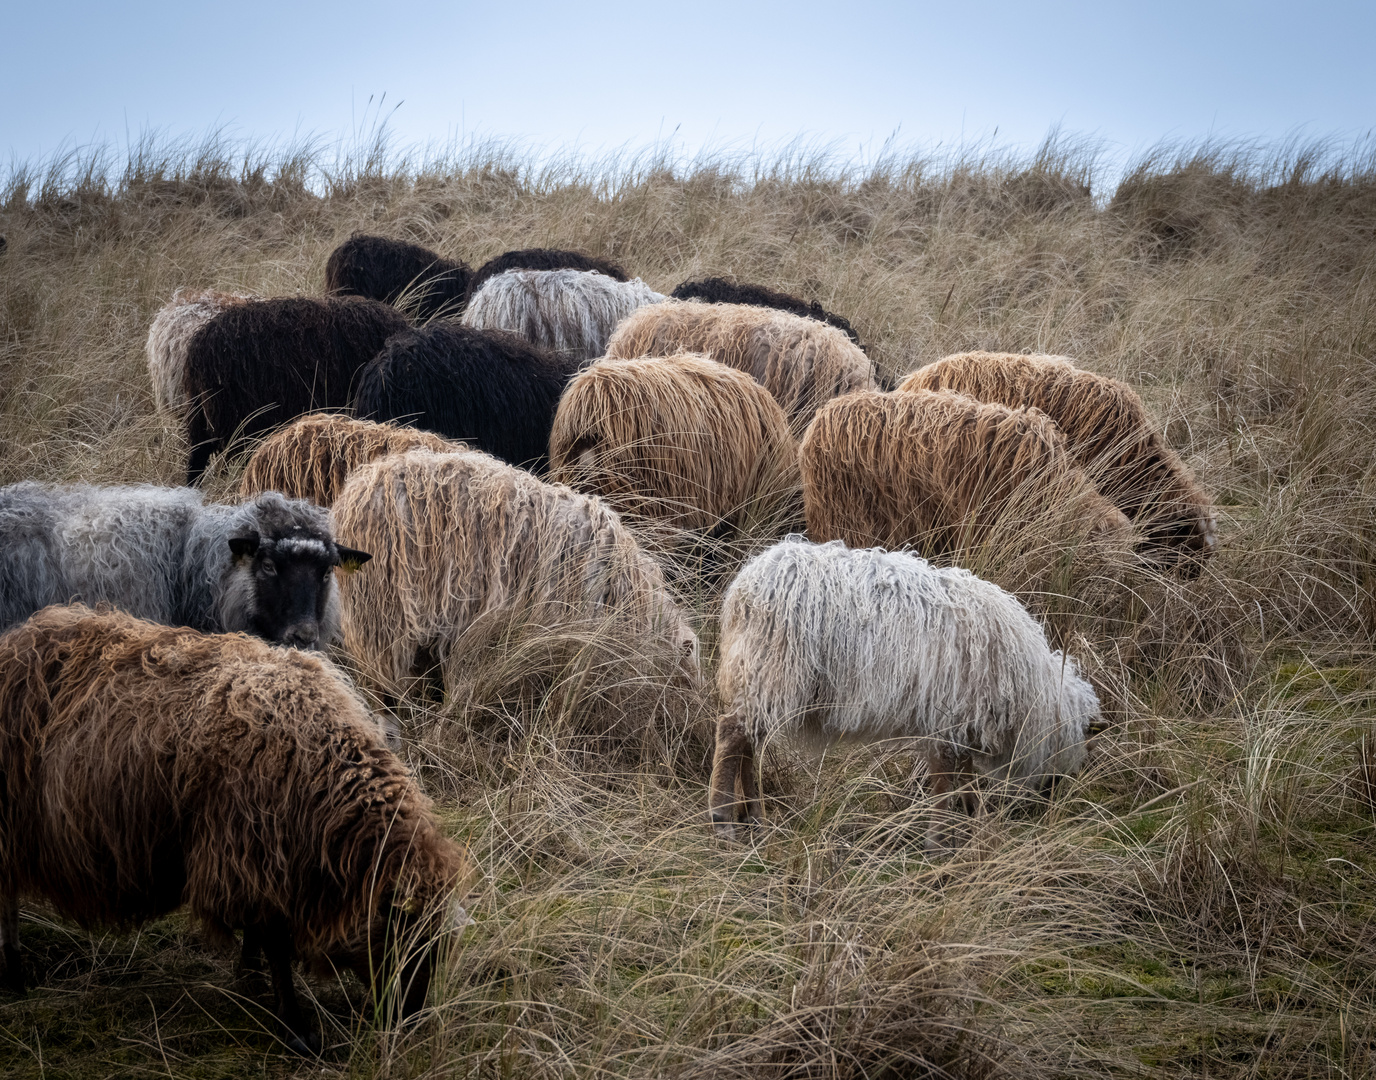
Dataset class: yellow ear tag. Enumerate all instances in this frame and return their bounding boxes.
[338,557,366,575]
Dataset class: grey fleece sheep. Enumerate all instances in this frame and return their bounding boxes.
[709,537,1099,846]
[0,483,370,650]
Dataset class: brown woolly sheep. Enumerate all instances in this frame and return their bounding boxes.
[899,352,1217,567]
[0,605,471,1055]
[800,389,1132,563]
[548,353,801,535]
[239,414,465,508]
[331,449,701,733]
[604,301,876,434]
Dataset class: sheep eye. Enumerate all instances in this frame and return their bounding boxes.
[260,559,277,576]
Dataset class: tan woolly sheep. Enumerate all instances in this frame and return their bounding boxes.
[799,389,1132,571]
[331,449,701,736]
[604,301,876,434]
[239,414,465,508]
[0,605,471,1055]
[548,352,801,535]
[899,352,1217,567]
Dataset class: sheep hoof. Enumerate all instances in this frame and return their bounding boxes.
[284,1031,321,1057]
[0,959,24,995]
[711,816,737,842]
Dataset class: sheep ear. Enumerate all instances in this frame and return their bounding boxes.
[228,535,260,562]
[335,545,372,574]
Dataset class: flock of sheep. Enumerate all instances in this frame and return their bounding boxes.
[0,233,1218,1054]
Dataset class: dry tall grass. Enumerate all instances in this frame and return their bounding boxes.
[2,132,1375,1078]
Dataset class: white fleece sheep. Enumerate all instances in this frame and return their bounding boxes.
[461,268,666,361]
[709,536,1099,843]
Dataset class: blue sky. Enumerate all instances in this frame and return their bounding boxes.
[4,0,1373,172]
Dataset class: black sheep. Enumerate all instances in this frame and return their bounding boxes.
[353,324,580,472]
[466,247,629,301]
[183,296,410,484]
[324,234,472,320]
[670,277,863,348]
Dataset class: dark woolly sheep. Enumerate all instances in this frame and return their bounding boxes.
[324,234,472,320]
[605,301,876,435]
[0,482,371,649]
[548,352,801,535]
[146,288,257,418]
[670,277,863,348]
[353,323,580,471]
[466,247,628,300]
[799,389,1132,560]
[0,605,471,1055]
[899,352,1217,567]
[240,415,465,507]
[182,295,411,484]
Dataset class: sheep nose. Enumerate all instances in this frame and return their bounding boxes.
[282,624,320,650]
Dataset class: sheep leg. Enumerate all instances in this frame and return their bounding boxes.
[709,711,759,840]
[0,897,22,994]
[237,924,267,982]
[924,752,976,852]
[256,922,320,1056]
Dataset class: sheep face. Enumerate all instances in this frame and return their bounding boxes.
[226,530,371,650]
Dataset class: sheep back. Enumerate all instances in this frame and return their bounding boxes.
[548,352,801,534]
[182,295,411,483]
[604,301,876,435]
[718,537,1096,782]
[799,389,1132,558]
[669,277,862,348]
[900,352,1216,559]
[239,415,464,507]
[353,323,578,471]
[461,268,665,362]
[0,604,469,961]
[324,234,472,320]
[466,247,629,300]
[331,448,700,701]
[146,288,256,418]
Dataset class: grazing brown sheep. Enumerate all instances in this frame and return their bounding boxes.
[239,414,464,507]
[332,449,701,732]
[800,389,1132,561]
[548,353,801,535]
[0,605,471,1055]
[604,301,875,434]
[899,352,1217,566]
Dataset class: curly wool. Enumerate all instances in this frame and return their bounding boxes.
[466,247,628,301]
[145,288,256,417]
[0,604,468,965]
[325,234,472,320]
[332,448,700,699]
[669,277,862,348]
[461,268,665,362]
[900,352,1217,559]
[717,537,1097,776]
[548,352,801,533]
[800,389,1132,557]
[182,295,411,484]
[239,415,464,507]
[604,301,876,434]
[0,483,347,645]
[354,323,580,471]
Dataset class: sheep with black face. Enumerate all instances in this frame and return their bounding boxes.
[0,483,370,649]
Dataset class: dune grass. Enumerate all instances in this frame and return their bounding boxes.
[1,132,1375,1077]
